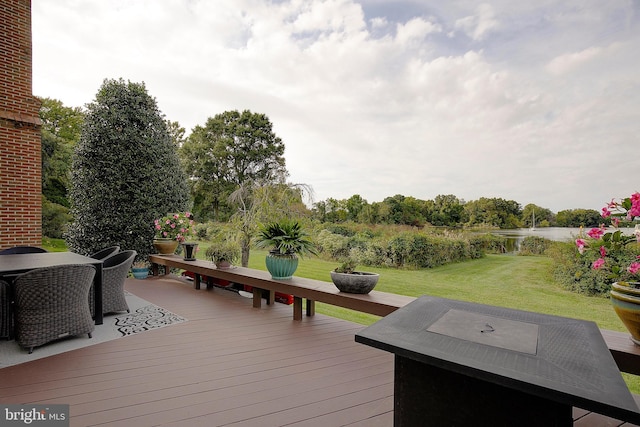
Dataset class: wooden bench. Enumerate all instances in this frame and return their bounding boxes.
[149,254,640,376]
[149,254,414,320]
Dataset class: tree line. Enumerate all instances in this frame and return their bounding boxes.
[40,84,605,241]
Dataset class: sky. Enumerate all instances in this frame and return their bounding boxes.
[31,0,640,213]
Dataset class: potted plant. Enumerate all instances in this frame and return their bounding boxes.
[131,260,149,279]
[153,212,195,254]
[330,259,380,294]
[206,241,240,269]
[576,192,640,345]
[255,219,318,279]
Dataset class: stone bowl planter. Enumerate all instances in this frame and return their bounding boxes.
[330,271,379,294]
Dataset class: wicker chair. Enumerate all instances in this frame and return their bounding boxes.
[0,246,48,254]
[90,246,120,260]
[0,279,11,340]
[90,250,136,316]
[14,264,96,353]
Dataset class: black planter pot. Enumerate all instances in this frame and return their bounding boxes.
[182,242,199,261]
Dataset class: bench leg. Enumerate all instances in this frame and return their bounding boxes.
[267,290,275,305]
[194,274,201,290]
[293,297,303,320]
[152,263,159,276]
[306,299,315,317]
[206,277,213,290]
[253,288,263,308]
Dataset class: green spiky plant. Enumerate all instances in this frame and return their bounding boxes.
[255,220,318,257]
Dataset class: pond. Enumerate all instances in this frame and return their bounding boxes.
[488,227,636,253]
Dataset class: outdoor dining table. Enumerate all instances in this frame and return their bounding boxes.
[0,252,104,325]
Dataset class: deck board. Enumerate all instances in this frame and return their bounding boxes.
[0,274,638,426]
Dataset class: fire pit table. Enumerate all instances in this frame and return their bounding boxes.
[355,296,640,426]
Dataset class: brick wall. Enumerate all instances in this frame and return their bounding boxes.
[0,0,43,249]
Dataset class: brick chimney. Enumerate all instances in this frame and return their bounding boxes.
[0,0,43,248]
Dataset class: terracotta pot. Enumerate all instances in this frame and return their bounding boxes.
[153,238,179,255]
[610,283,640,346]
[330,271,379,294]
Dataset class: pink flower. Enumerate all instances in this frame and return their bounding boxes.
[575,239,586,254]
[601,207,611,218]
[631,193,640,217]
[599,246,607,257]
[612,217,620,227]
[628,262,640,275]
[587,228,604,239]
[592,258,605,270]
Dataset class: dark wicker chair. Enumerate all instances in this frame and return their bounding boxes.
[0,246,48,254]
[14,264,96,353]
[0,279,11,340]
[90,246,120,260]
[90,250,136,316]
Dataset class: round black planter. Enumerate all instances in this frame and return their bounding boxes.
[330,271,379,294]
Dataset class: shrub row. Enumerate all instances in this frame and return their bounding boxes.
[314,228,507,269]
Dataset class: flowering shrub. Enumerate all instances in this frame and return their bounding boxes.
[154,212,195,242]
[576,193,640,284]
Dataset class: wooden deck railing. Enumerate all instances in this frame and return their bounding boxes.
[149,254,640,376]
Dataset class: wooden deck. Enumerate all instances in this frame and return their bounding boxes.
[0,275,638,426]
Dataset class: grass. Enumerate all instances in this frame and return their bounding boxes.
[45,239,640,392]
[41,237,68,252]
[244,248,640,393]
[246,249,625,330]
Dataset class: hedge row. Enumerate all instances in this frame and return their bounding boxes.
[315,228,508,269]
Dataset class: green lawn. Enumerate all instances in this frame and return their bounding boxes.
[46,239,640,391]
[246,249,624,331]
[244,248,640,393]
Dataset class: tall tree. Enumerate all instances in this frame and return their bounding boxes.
[180,110,287,221]
[66,78,189,259]
[463,197,521,228]
[39,97,85,207]
[229,180,313,266]
[166,120,186,147]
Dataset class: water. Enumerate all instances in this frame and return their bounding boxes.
[488,227,636,253]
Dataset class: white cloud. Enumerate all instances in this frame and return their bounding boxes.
[31,0,640,212]
[546,46,604,75]
[395,17,442,45]
[454,3,498,41]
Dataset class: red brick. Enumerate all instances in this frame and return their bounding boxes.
[0,0,42,248]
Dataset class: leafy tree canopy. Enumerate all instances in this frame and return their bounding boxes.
[180,110,287,221]
[39,97,85,208]
[66,78,189,259]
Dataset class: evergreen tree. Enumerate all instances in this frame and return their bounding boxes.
[66,78,189,259]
